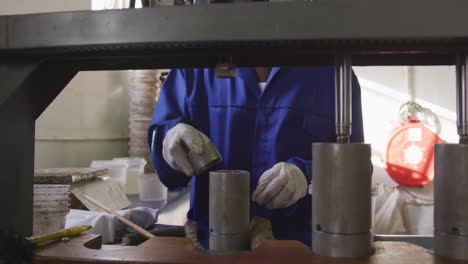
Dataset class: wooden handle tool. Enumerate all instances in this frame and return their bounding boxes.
[83,195,155,239]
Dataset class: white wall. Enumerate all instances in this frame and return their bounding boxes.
[355,66,457,150]
[0,1,88,15]
[1,0,132,169]
[35,71,131,168]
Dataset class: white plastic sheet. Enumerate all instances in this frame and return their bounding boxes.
[373,184,407,234]
[65,207,158,243]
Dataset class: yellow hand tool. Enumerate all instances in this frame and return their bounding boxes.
[28,225,92,246]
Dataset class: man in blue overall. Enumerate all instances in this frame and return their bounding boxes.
[149,67,364,247]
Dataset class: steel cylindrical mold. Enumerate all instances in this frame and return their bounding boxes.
[312,143,373,257]
[209,170,250,252]
[312,231,372,258]
[434,232,468,260]
[456,55,468,141]
[434,144,468,260]
[312,143,372,234]
[209,232,250,252]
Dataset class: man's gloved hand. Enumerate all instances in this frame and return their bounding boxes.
[162,123,211,176]
[249,216,274,250]
[252,162,308,209]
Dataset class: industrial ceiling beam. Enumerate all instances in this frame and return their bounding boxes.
[1,0,468,67]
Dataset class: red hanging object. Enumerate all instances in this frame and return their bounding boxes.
[384,120,442,187]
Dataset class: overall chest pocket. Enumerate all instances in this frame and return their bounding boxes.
[302,115,335,142]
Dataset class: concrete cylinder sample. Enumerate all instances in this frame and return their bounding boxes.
[434,144,468,260]
[188,141,222,176]
[312,143,373,257]
[209,170,250,252]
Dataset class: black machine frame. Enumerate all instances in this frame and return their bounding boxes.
[1,0,468,236]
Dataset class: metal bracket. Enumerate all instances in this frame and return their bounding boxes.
[0,60,77,237]
[335,55,352,143]
[215,57,236,78]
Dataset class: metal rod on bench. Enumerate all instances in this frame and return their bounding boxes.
[83,195,155,239]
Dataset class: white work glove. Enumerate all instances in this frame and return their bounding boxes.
[162,123,210,176]
[252,162,308,209]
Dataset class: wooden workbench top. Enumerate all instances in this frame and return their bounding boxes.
[33,234,466,264]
